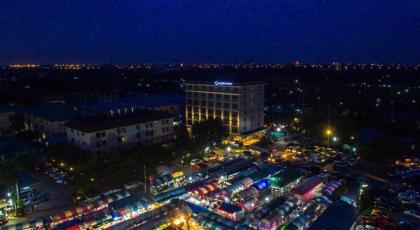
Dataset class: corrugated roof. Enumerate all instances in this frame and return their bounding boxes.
[292,176,322,195]
[268,168,303,188]
[219,202,242,213]
[308,200,357,230]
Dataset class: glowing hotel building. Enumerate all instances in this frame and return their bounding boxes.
[185,81,264,133]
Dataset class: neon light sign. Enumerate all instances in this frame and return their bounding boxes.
[214,81,233,86]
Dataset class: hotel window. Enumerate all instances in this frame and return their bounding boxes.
[187,99,192,104]
[216,102,221,108]
[200,108,206,114]
[193,100,199,105]
[232,95,238,101]
[201,101,206,106]
[224,95,230,101]
[216,94,221,100]
[232,104,238,110]
[201,93,207,98]
[208,109,213,115]
[208,94,213,99]
[224,111,229,117]
[208,101,214,107]
[224,103,230,109]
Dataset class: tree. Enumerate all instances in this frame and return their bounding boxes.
[359,138,411,167]
[191,118,228,147]
[0,160,24,216]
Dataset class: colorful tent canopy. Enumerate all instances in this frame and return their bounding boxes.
[228,178,253,194]
[0,219,45,230]
[192,183,219,196]
[50,191,129,224]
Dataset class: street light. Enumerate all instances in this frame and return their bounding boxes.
[332,136,338,142]
[325,129,332,136]
[325,128,333,147]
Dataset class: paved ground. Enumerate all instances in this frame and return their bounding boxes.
[5,171,74,226]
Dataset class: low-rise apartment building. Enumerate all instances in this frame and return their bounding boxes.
[64,111,175,153]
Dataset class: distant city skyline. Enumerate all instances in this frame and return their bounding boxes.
[1,0,420,64]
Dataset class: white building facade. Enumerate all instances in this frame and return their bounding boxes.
[64,113,175,154]
[185,81,264,134]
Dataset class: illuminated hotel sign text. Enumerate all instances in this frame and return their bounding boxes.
[214,81,233,86]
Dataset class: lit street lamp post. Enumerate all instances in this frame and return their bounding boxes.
[325,129,332,147]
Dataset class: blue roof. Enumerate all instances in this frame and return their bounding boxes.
[309,200,357,230]
[121,93,184,108]
[219,202,242,213]
[29,104,73,122]
[18,172,39,188]
[46,134,66,143]
[78,102,129,113]
[0,138,36,157]
[0,106,14,113]
[78,94,184,113]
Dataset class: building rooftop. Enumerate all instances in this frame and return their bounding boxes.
[64,111,174,133]
[0,137,36,158]
[308,200,358,230]
[78,101,129,113]
[219,202,242,213]
[185,80,264,86]
[268,168,303,188]
[292,176,322,195]
[121,93,184,108]
[28,104,74,122]
[77,94,184,113]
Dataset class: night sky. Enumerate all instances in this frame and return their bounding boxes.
[1,0,420,64]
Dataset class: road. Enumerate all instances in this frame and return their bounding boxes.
[5,171,74,226]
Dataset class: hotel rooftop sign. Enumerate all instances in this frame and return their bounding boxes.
[214,81,233,86]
